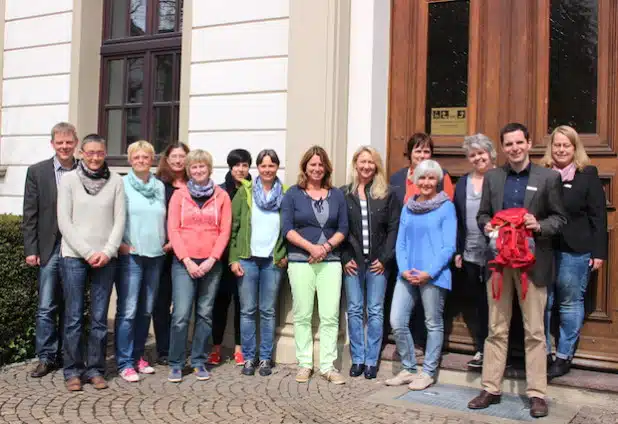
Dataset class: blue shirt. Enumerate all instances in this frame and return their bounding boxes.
[502,163,530,209]
[395,201,457,290]
[122,175,167,257]
[250,197,280,258]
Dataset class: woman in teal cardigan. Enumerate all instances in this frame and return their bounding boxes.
[229,149,287,377]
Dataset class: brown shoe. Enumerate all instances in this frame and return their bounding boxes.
[529,397,548,418]
[468,390,501,409]
[66,377,82,392]
[89,375,108,390]
[30,361,54,378]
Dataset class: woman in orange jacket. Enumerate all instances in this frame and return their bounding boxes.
[166,149,232,383]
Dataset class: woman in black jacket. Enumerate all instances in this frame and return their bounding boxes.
[453,134,496,369]
[153,141,190,365]
[341,146,399,379]
[540,125,607,379]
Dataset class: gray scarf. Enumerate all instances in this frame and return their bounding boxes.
[76,160,110,196]
[406,191,450,214]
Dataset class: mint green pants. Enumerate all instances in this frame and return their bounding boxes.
[288,262,342,373]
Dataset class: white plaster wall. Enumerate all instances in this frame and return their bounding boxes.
[0,2,73,214]
[346,0,391,176]
[188,0,289,184]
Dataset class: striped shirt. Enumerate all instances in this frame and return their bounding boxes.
[360,198,369,255]
[53,156,77,186]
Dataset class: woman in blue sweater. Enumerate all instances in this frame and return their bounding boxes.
[385,159,456,391]
[115,140,167,382]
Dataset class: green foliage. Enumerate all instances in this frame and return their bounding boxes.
[0,214,38,365]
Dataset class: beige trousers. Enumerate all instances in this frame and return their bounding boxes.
[481,268,548,399]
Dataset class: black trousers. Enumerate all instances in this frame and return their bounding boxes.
[152,253,173,357]
[461,260,489,353]
[211,267,241,346]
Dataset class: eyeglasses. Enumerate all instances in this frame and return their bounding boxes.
[81,151,106,158]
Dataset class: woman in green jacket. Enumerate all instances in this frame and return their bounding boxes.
[229,149,287,377]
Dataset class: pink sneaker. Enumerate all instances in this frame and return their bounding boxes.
[137,358,155,374]
[120,367,139,382]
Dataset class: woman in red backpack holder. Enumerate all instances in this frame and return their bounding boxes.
[453,134,497,369]
[540,125,607,379]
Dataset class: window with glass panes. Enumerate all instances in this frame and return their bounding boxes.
[99,0,182,159]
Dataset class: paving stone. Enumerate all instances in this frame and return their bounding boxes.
[0,354,616,423]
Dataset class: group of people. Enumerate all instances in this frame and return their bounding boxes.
[22,121,606,419]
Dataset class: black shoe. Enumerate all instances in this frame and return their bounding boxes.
[349,363,365,377]
[547,354,554,369]
[547,357,570,379]
[157,356,169,366]
[241,360,256,376]
[364,366,377,379]
[30,361,54,378]
[258,360,273,376]
[467,352,484,369]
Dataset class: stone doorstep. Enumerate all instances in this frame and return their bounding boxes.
[381,345,618,396]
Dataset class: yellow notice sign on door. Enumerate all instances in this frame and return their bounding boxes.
[431,107,467,135]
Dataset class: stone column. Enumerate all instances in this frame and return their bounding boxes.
[274,0,352,372]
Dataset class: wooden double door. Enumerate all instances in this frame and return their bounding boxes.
[388,0,618,370]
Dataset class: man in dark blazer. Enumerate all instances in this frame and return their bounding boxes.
[22,122,78,378]
[467,123,567,418]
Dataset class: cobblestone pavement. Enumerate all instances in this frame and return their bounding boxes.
[0,357,617,424]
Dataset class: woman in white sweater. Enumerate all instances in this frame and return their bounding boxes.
[57,133,126,392]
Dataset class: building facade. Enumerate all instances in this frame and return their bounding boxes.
[0,0,616,370]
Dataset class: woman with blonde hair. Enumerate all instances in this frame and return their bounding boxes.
[281,145,348,384]
[540,125,607,379]
[166,149,232,383]
[115,140,166,382]
[341,146,399,379]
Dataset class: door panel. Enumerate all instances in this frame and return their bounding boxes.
[388,0,618,370]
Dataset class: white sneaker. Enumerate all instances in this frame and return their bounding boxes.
[120,367,139,382]
[137,358,155,374]
[385,369,417,386]
[407,372,434,390]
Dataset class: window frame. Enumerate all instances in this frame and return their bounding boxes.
[532,0,616,156]
[98,0,182,165]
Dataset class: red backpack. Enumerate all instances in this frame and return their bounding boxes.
[487,208,536,300]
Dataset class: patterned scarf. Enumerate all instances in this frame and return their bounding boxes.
[406,190,450,214]
[76,160,110,196]
[253,176,284,211]
[127,169,160,203]
[187,178,215,199]
[553,162,576,182]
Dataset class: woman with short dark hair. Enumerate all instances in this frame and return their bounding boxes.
[57,134,126,392]
[208,149,252,366]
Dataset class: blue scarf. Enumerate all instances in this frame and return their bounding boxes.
[253,177,283,211]
[187,178,215,199]
[406,191,450,214]
[127,170,160,203]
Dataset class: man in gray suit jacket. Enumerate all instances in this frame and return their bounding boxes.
[467,123,567,418]
[22,122,78,378]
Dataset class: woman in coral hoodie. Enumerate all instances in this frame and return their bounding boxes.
[166,149,232,383]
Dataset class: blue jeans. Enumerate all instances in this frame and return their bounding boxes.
[237,258,283,361]
[115,254,165,371]
[545,251,591,360]
[169,258,222,369]
[61,257,116,381]
[344,264,387,366]
[36,242,63,364]
[390,279,446,377]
